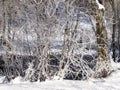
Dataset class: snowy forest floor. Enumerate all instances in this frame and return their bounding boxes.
[0,62,120,90]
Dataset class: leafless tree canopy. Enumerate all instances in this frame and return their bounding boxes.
[0,0,120,82]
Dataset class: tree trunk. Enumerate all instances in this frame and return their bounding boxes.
[93,0,112,78]
[117,0,120,60]
[110,0,117,62]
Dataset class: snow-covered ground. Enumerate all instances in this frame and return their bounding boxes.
[0,62,120,90]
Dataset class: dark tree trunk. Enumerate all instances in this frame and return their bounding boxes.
[109,0,117,61]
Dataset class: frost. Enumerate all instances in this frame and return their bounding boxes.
[0,0,116,83]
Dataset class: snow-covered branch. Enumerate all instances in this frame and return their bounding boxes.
[96,0,105,10]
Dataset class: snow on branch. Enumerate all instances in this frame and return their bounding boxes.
[96,0,105,10]
[33,0,42,5]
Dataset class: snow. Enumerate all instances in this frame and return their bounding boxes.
[0,63,120,90]
[0,76,5,84]
[96,0,105,10]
